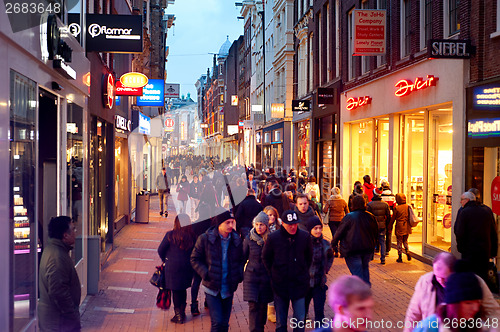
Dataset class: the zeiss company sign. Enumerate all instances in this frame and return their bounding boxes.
[86,14,143,53]
[137,80,165,107]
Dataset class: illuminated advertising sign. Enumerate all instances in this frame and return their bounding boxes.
[427,39,472,59]
[137,79,165,106]
[116,81,143,96]
[473,85,500,109]
[231,95,238,106]
[353,10,386,56]
[164,117,175,132]
[468,119,500,138]
[138,113,151,135]
[86,14,143,53]
[292,100,310,112]
[120,72,148,88]
[102,73,115,109]
[346,96,372,111]
[394,75,438,97]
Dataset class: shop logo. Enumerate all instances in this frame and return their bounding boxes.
[394,75,438,97]
[120,72,148,88]
[103,73,115,109]
[88,23,137,39]
[468,119,500,138]
[69,23,81,38]
[292,100,311,112]
[346,96,372,111]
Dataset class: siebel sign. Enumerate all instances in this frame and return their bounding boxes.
[86,14,143,53]
[427,39,472,59]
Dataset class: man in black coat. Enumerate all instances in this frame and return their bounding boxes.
[262,210,313,332]
[366,189,391,265]
[332,195,378,286]
[191,209,244,332]
[263,182,290,216]
[454,191,498,283]
[294,193,316,231]
[235,189,263,239]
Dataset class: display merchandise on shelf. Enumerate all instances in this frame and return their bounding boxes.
[410,176,423,218]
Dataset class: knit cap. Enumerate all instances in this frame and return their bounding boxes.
[252,211,269,228]
[213,210,234,226]
[306,216,323,232]
[444,272,482,304]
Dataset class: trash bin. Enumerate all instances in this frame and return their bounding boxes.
[135,190,150,223]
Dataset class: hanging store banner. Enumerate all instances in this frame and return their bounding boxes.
[137,79,165,106]
[292,100,310,112]
[353,10,386,56]
[317,88,334,105]
[86,14,143,53]
[116,81,143,96]
[165,83,180,98]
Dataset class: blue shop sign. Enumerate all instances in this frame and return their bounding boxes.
[137,79,164,106]
[473,85,500,110]
[138,112,151,135]
[468,119,500,138]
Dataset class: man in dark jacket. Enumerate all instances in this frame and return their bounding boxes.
[38,216,81,332]
[263,182,290,216]
[366,189,391,265]
[156,167,170,216]
[454,192,498,283]
[191,209,244,332]
[262,210,313,332]
[294,193,316,231]
[235,189,263,239]
[332,195,378,286]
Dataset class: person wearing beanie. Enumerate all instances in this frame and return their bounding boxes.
[366,189,391,265]
[262,210,313,332]
[191,209,244,331]
[323,187,349,257]
[243,212,273,332]
[412,272,487,332]
[332,195,378,286]
[304,216,334,325]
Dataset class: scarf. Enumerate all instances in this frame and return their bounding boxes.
[249,227,267,246]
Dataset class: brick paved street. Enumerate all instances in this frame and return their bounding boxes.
[81,194,432,331]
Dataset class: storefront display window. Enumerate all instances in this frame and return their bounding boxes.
[318,141,335,201]
[350,120,374,186]
[10,70,37,331]
[114,138,128,220]
[297,121,310,171]
[377,119,389,182]
[426,109,453,251]
[67,103,84,263]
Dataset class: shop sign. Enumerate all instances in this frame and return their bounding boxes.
[467,119,500,138]
[137,79,165,107]
[346,96,372,111]
[491,176,500,215]
[86,14,143,53]
[67,123,78,134]
[44,15,74,79]
[164,117,175,131]
[227,125,239,135]
[83,72,91,87]
[271,103,284,118]
[120,72,148,88]
[317,88,334,104]
[115,96,121,106]
[292,100,310,112]
[102,73,115,109]
[138,112,151,135]
[427,39,472,59]
[353,10,386,56]
[165,83,180,98]
[115,115,131,132]
[394,75,438,97]
[473,85,500,109]
[231,95,239,106]
[238,121,244,128]
[116,81,143,96]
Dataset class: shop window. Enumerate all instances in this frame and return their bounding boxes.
[448,0,460,35]
[427,109,453,251]
[376,119,389,183]
[376,0,387,66]
[297,121,310,171]
[350,120,374,186]
[10,70,37,331]
[318,141,336,202]
[67,103,83,263]
[401,0,412,57]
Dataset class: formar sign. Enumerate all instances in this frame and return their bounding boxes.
[86,14,143,53]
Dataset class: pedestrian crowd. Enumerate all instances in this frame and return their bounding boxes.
[38,160,500,332]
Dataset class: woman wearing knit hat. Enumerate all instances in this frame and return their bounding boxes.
[242,211,273,332]
[412,272,487,332]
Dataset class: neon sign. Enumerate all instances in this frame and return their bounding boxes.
[394,75,438,97]
[346,96,372,111]
[102,73,115,109]
[468,119,500,138]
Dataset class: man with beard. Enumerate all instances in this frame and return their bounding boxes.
[295,193,316,231]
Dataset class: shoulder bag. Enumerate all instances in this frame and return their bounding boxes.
[408,206,420,227]
[150,263,165,288]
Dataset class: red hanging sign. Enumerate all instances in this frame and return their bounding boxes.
[103,73,115,109]
[394,75,439,97]
[346,96,372,111]
[491,176,500,215]
[116,81,143,96]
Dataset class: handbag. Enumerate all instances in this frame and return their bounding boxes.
[150,263,165,288]
[486,260,499,294]
[156,288,172,310]
[408,206,420,227]
[323,200,331,225]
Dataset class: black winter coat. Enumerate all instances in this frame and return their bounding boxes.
[158,231,195,290]
[366,198,391,230]
[262,227,313,300]
[332,209,378,258]
[190,226,244,294]
[263,188,290,216]
[455,201,498,261]
[235,195,263,233]
[242,231,273,303]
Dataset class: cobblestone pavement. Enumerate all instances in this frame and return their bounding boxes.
[81,194,432,331]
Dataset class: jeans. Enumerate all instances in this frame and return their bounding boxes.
[158,189,168,214]
[179,200,188,214]
[328,221,340,254]
[378,229,386,262]
[396,235,409,255]
[248,301,268,332]
[274,295,306,332]
[345,253,372,286]
[172,289,187,311]
[191,273,202,303]
[386,227,393,253]
[205,293,233,332]
[305,284,327,323]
